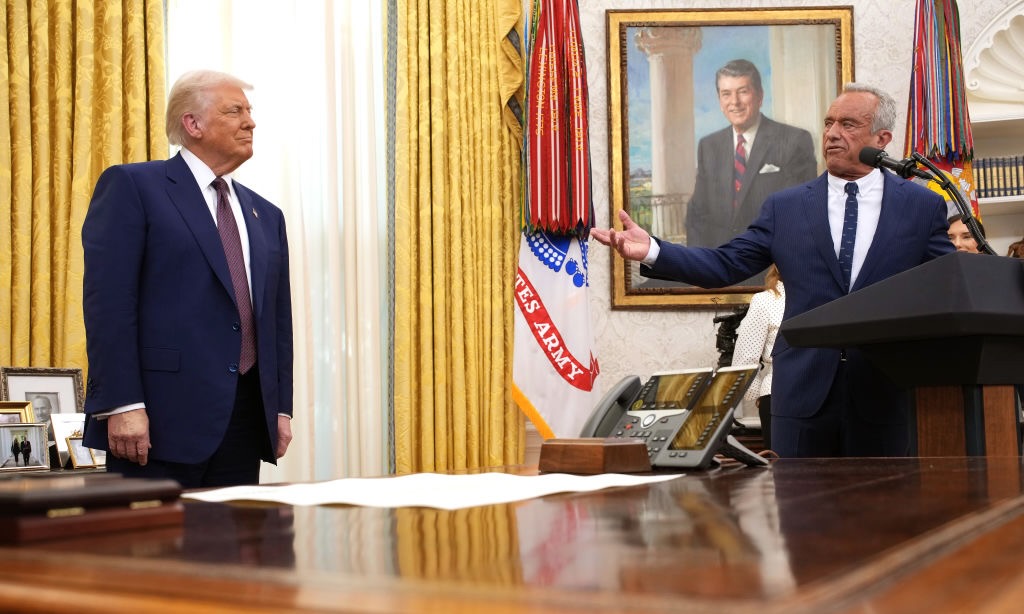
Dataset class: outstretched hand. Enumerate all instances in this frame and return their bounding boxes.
[589,209,652,262]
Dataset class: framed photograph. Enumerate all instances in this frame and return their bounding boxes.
[51,413,87,468]
[0,401,34,424]
[66,436,100,469]
[607,7,854,308]
[1,423,50,472]
[0,367,85,424]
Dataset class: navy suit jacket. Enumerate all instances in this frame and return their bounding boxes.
[685,115,817,249]
[82,153,293,464]
[650,170,953,424]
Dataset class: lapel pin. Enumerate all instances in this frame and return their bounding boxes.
[253,208,259,219]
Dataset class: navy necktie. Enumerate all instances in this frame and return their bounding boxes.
[212,177,256,373]
[838,182,859,291]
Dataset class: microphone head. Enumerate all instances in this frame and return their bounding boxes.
[858,146,886,166]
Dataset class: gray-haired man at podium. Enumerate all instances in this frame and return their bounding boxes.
[592,84,954,458]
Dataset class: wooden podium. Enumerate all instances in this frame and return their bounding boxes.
[781,252,1024,457]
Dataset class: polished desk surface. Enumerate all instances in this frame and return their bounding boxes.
[3,458,1024,613]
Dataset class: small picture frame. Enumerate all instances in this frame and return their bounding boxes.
[66,436,99,469]
[0,401,34,424]
[50,413,87,468]
[1,423,50,472]
[0,367,85,426]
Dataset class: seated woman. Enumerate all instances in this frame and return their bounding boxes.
[946,214,985,254]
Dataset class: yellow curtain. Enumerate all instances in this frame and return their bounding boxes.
[393,0,525,473]
[1,0,166,370]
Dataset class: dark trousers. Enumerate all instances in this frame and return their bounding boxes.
[771,363,910,458]
[108,368,270,488]
[758,395,772,451]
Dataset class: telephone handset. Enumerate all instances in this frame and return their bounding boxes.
[580,365,767,470]
[578,375,642,438]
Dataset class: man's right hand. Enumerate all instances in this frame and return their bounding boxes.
[108,409,152,466]
[589,209,652,262]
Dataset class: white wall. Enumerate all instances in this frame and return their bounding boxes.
[579,0,1011,398]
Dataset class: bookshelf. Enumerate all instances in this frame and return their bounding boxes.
[964,4,1024,256]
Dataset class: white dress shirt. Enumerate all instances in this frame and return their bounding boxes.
[826,168,883,289]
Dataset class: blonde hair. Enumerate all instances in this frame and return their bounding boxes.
[165,70,253,146]
[765,264,782,296]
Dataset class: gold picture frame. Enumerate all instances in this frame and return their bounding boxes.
[607,7,854,308]
[0,401,34,424]
[66,436,100,469]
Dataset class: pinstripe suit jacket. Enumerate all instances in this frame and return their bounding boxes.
[648,170,953,423]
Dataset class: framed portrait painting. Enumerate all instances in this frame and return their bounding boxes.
[0,367,85,425]
[607,7,854,308]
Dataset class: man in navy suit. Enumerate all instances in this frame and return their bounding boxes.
[592,83,954,458]
[686,59,817,251]
[82,70,293,486]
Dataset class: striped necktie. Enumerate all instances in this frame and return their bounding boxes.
[733,133,747,210]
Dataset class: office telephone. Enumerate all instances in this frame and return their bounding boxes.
[579,365,768,470]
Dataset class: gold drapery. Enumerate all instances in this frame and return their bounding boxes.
[392,0,525,473]
[1,0,166,369]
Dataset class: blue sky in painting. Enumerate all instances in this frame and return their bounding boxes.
[627,25,774,173]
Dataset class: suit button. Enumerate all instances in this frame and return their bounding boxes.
[232,322,241,331]
[229,363,239,373]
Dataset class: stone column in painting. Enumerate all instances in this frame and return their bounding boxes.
[634,27,702,243]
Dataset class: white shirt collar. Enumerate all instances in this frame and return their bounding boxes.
[826,167,883,195]
[179,147,234,192]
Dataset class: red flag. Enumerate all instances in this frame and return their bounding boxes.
[514,0,599,439]
[524,0,593,233]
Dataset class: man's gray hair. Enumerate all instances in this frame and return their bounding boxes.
[165,70,253,146]
[842,82,897,134]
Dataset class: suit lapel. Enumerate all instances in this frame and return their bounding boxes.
[236,185,268,318]
[740,118,774,202]
[712,129,735,199]
[806,176,845,289]
[853,173,902,290]
[164,154,236,299]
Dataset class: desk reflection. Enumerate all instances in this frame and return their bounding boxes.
[184,502,295,567]
[515,467,793,599]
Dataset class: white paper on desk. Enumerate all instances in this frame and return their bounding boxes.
[182,472,682,510]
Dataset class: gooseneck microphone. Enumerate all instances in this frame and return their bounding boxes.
[858,147,934,180]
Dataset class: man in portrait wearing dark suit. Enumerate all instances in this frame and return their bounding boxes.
[686,59,817,251]
[592,83,954,458]
[82,70,294,487]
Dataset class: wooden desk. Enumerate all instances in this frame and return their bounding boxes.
[3,458,1024,613]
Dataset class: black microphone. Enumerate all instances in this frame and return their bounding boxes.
[858,147,933,180]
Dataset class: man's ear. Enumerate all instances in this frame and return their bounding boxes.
[874,129,894,149]
[182,113,203,139]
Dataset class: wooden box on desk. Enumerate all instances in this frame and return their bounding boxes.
[539,438,651,474]
[0,473,184,544]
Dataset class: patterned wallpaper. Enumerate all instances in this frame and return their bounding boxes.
[579,0,1012,394]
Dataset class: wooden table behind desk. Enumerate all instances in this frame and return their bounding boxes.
[2,458,1024,613]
